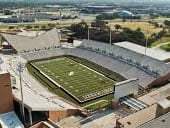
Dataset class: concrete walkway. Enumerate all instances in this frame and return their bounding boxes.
[0,54,77,111]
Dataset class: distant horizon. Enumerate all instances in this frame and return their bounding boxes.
[0,0,170,8]
[1,0,170,3]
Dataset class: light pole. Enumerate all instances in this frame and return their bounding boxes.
[145,36,148,55]
[88,26,90,40]
[109,27,112,45]
[145,25,149,55]
[107,26,112,45]
[16,62,25,123]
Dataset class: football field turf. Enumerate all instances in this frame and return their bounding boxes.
[33,57,114,102]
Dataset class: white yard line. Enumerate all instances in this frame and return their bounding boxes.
[68,58,115,82]
[83,100,108,108]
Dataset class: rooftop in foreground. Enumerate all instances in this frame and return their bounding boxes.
[0,111,24,128]
[138,112,170,128]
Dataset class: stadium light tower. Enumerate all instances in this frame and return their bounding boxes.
[145,37,148,55]
[145,26,149,55]
[88,27,90,40]
[109,27,112,45]
[107,26,113,45]
[16,62,25,123]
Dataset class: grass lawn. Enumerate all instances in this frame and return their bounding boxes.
[27,61,114,107]
[167,96,170,100]
[153,17,170,22]
[83,100,109,112]
[33,57,114,102]
[108,21,162,36]
[150,37,170,47]
[160,44,170,51]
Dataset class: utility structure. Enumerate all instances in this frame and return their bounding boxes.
[16,62,25,123]
[109,27,112,45]
[145,25,149,55]
[145,36,148,55]
[107,26,113,45]
[88,26,90,40]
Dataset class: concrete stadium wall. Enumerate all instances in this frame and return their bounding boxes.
[114,78,139,100]
[49,109,79,122]
[0,72,14,114]
[148,72,170,89]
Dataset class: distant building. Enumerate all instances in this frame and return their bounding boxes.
[0,15,35,23]
[24,13,60,21]
[81,5,115,14]
[118,10,135,17]
[0,16,21,23]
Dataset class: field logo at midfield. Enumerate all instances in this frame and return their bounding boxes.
[69,71,74,76]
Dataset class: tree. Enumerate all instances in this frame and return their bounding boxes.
[115,24,121,31]
[47,23,56,28]
[25,25,32,29]
[122,18,126,22]
[34,25,39,29]
[41,25,46,30]
[8,26,14,29]
[91,20,107,30]
[157,29,167,38]
[96,13,119,20]
[70,21,88,38]
[136,27,141,32]
[164,20,170,26]
[4,9,12,15]
[70,21,146,46]
[118,27,146,46]
[149,13,159,19]
[154,22,159,28]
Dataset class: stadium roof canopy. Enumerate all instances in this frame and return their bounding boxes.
[85,5,114,9]
[115,41,170,61]
[1,28,60,53]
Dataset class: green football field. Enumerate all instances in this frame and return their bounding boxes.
[33,57,114,102]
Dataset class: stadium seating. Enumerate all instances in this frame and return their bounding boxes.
[21,39,170,88]
[80,40,170,75]
[22,48,65,61]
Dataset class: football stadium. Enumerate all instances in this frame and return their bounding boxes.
[1,28,170,128]
[1,28,170,109]
[27,55,125,105]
